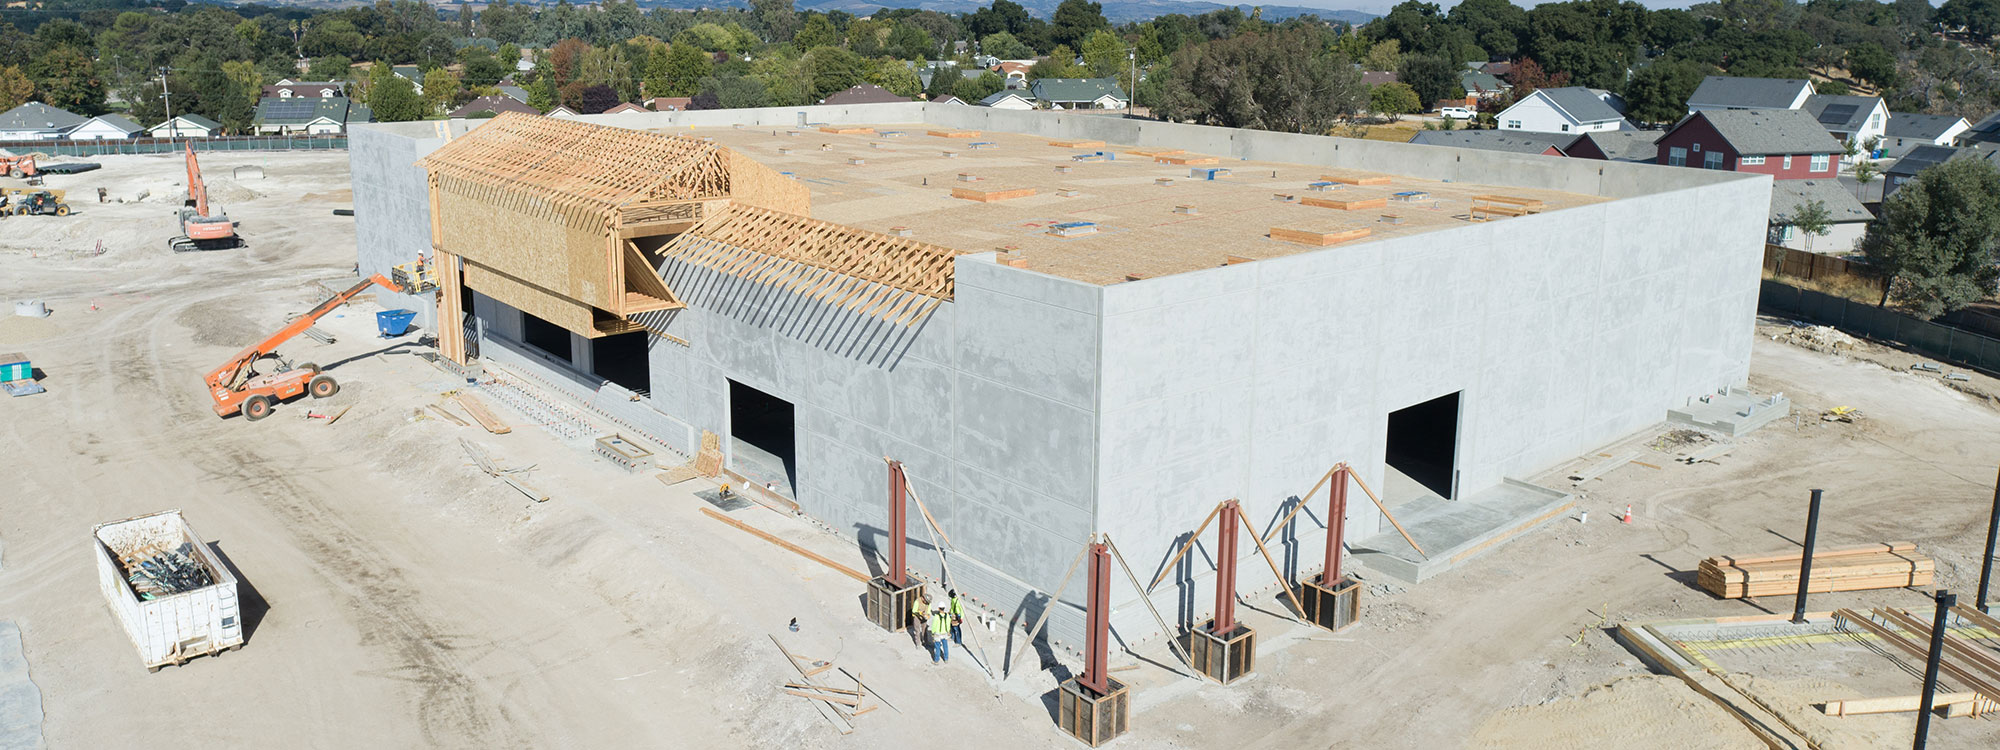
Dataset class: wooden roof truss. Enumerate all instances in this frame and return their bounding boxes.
[417,112,730,216]
[659,204,962,326]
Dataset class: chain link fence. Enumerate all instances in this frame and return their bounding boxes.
[1761,279,2000,375]
[0,136,346,157]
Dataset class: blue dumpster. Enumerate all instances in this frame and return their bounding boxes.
[377,309,417,337]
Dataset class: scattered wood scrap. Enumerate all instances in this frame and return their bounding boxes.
[426,403,469,427]
[455,393,511,434]
[1821,692,1998,717]
[701,507,867,582]
[1835,606,2000,714]
[459,438,548,503]
[771,635,855,734]
[1699,543,1932,599]
[657,465,701,485]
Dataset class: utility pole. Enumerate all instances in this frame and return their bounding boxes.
[159,67,177,139]
[1792,489,1823,623]
[1127,50,1134,116]
[1979,464,1999,613]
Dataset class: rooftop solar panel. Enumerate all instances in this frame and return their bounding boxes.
[1817,104,1857,126]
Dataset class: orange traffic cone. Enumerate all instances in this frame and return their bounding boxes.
[1621,505,1633,524]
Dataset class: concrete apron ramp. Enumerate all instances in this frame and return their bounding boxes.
[1351,478,1575,584]
[0,621,45,750]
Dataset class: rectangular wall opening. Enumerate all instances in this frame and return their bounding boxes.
[1385,391,1460,500]
[729,380,796,498]
[590,331,651,395]
[520,311,572,363]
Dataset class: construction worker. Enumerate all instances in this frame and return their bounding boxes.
[947,589,965,645]
[910,593,928,647]
[929,607,950,663]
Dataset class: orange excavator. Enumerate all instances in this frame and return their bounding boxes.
[171,145,240,252]
[206,268,433,420]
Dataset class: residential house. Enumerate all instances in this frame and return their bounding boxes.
[1768,178,1871,253]
[1802,93,1887,162]
[254,97,370,135]
[1959,110,2000,147]
[1028,78,1127,110]
[1880,144,2000,197]
[1496,87,1631,135]
[979,91,1035,110]
[392,65,424,96]
[68,114,144,140]
[545,106,580,118]
[600,102,649,114]
[263,81,345,99]
[932,95,967,105]
[1882,113,1969,158]
[1459,70,1510,101]
[994,61,1033,83]
[1563,131,1660,163]
[1360,71,1398,86]
[448,96,539,118]
[1479,60,1514,78]
[819,84,911,105]
[1406,130,1572,156]
[1655,109,1843,179]
[648,97,693,112]
[496,84,531,103]
[1685,76,1814,114]
[0,102,86,140]
[146,114,223,139]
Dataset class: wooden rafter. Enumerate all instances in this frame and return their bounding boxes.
[417,112,731,220]
[657,202,963,326]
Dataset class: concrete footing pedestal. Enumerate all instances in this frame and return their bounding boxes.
[863,576,923,633]
[1057,676,1129,747]
[1188,621,1255,684]
[1299,574,1362,632]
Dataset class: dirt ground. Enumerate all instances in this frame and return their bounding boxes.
[2,152,1998,749]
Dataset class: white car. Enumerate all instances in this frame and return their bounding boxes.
[1439,107,1477,120]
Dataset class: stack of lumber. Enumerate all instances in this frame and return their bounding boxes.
[1698,542,1931,599]
[695,430,724,477]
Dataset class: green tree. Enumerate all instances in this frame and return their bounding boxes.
[1861,158,2000,317]
[1154,29,1363,134]
[1937,0,2000,38]
[28,46,103,115]
[868,57,922,97]
[1623,59,1709,124]
[753,0,801,42]
[308,56,355,82]
[794,15,839,52]
[528,75,556,112]
[0,65,33,111]
[1853,160,1880,202]
[1049,0,1109,51]
[698,74,770,108]
[1370,81,1421,119]
[650,43,713,97]
[953,71,1005,103]
[803,45,865,100]
[1397,54,1456,107]
[423,68,460,115]
[1029,45,1088,79]
[368,62,426,121]
[1845,42,1899,90]
[1080,29,1126,78]
[1786,200,1832,253]
[981,32,1033,60]
[1362,39,1401,72]
[887,23,933,60]
[459,46,509,88]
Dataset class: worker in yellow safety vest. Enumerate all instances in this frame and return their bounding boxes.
[910,593,928,648]
[948,590,965,645]
[929,607,950,663]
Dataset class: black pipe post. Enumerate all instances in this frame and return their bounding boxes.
[1914,589,1957,750]
[1979,465,2000,614]
[1792,489,1824,624]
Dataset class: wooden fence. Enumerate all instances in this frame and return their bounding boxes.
[1762,244,1885,296]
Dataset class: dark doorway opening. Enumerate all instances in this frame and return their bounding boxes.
[729,380,796,497]
[591,331,651,394]
[520,312,571,363]
[1385,392,1460,499]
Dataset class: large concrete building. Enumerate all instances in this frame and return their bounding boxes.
[352,104,1769,652]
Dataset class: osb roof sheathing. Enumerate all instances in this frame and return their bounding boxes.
[688,124,1609,285]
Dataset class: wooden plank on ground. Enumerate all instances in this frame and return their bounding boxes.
[703,507,868,582]
[1822,692,1990,716]
[427,404,470,426]
[455,394,511,434]
[770,635,853,735]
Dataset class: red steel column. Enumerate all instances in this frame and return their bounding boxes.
[1325,466,1349,586]
[887,460,907,587]
[1213,500,1241,633]
[1080,541,1112,694]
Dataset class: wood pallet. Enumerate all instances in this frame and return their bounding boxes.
[1301,196,1387,211]
[951,186,1036,202]
[928,129,979,138]
[1270,226,1371,246]
[1321,174,1390,186]
[1698,543,1931,599]
[1049,139,1105,148]
[819,126,874,135]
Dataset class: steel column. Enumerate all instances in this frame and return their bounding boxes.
[1978,465,1999,614]
[1325,466,1349,585]
[887,460,908,587]
[1914,590,1957,750]
[1793,489,1824,623]
[1213,500,1241,634]
[1080,541,1112,695]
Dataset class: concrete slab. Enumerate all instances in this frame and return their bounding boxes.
[1350,478,1576,584]
[0,622,45,750]
[1668,387,1791,436]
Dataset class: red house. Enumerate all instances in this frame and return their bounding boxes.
[1655,109,1843,180]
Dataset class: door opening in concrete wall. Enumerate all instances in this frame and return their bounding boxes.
[520,311,572,363]
[1385,391,1460,500]
[590,331,650,395]
[729,380,796,498]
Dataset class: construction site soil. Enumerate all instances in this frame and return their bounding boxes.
[0,151,1996,748]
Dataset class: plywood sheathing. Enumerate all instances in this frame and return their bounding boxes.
[1302,196,1388,211]
[676,123,1603,285]
[1320,172,1392,186]
[929,129,979,138]
[820,126,875,135]
[1049,139,1105,148]
[951,186,1037,202]
[1155,154,1219,165]
[656,202,963,326]
[1127,148,1185,158]
[1271,226,1372,246]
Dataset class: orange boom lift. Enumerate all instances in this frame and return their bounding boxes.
[171,145,241,252]
[205,270,432,420]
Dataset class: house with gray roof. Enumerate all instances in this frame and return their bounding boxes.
[1960,110,2000,147]
[1406,130,1572,156]
[496,84,531,103]
[1496,87,1631,134]
[1803,93,1886,162]
[68,113,144,140]
[1881,143,2000,197]
[147,113,223,139]
[254,96,369,135]
[0,102,88,140]
[1768,178,1871,253]
[819,84,911,106]
[1655,109,1843,180]
[1459,70,1510,101]
[449,95,540,118]
[979,90,1036,110]
[1883,113,1969,158]
[1686,76,1815,114]
[1563,130,1660,163]
[1027,78,1127,110]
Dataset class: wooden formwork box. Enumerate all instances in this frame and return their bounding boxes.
[1057,676,1129,747]
[1299,574,1362,632]
[1188,621,1255,684]
[863,576,923,633]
